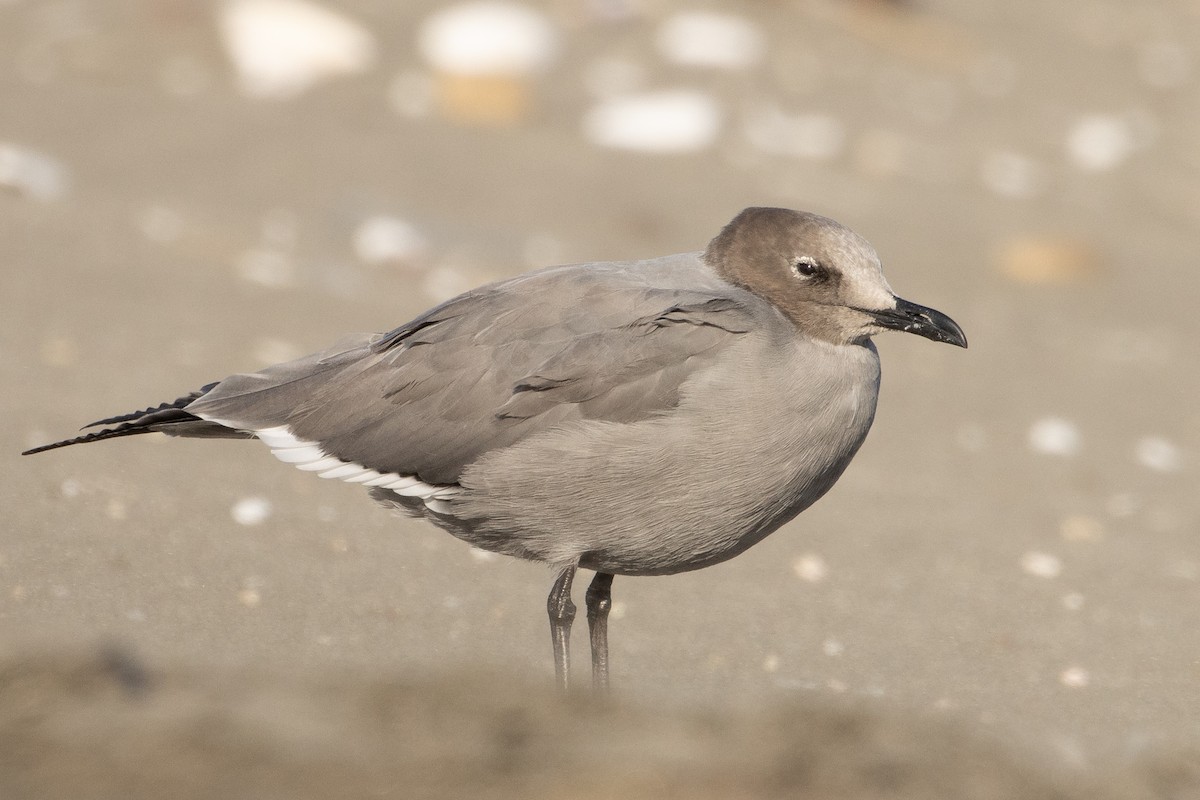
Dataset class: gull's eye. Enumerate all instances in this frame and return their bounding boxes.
[791,256,822,279]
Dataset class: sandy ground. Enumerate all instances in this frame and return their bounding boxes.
[3,0,1200,795]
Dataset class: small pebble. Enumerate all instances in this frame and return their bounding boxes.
[1028,417,1081,457]
[1021,551,1062,579]
[419,1,556,126]
[998,237,1099,285]
[231,496,273,526]
[434,73,531,126]
[822,638,844,657]
[762,653,780,673]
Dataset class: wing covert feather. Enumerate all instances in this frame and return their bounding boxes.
[188,264,759,484]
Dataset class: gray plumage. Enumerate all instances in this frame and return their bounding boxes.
[24,207,966,690]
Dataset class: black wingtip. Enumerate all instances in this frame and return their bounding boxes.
[22,442,66,456]
[22,426,148,455]
[25,384,223,455]
[24,438,84,456]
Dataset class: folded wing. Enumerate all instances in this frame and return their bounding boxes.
[187,269,756,485]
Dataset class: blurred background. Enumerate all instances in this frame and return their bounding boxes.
[3,0,1199,792]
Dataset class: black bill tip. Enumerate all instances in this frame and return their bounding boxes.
[866,297,968,348]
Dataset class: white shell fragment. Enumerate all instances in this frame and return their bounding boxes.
[1135,436,1182,473]
[232,496,274,526]
[1027,417,1081,457]
[656,11,764,70]
[353,215,428,266]
[0,142,69,202]
[219,0,378,100]
[1059,666,1090,688]
[792,553,829,583]
[583,91,721,154]
[1066,114,1135,172]
[418,1,558,75]
[1020,551,1062,579]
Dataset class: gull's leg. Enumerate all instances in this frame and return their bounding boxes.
[586,572,615,693]
[547,565,577,693]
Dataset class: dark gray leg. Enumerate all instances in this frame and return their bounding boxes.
[586,572,615,693]
[547,566,577,693]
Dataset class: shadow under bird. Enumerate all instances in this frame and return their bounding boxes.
[24,207,966,692]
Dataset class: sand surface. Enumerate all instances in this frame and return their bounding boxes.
[3,0,1200,795]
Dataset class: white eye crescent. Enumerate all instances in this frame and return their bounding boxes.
[791,256,821,278]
